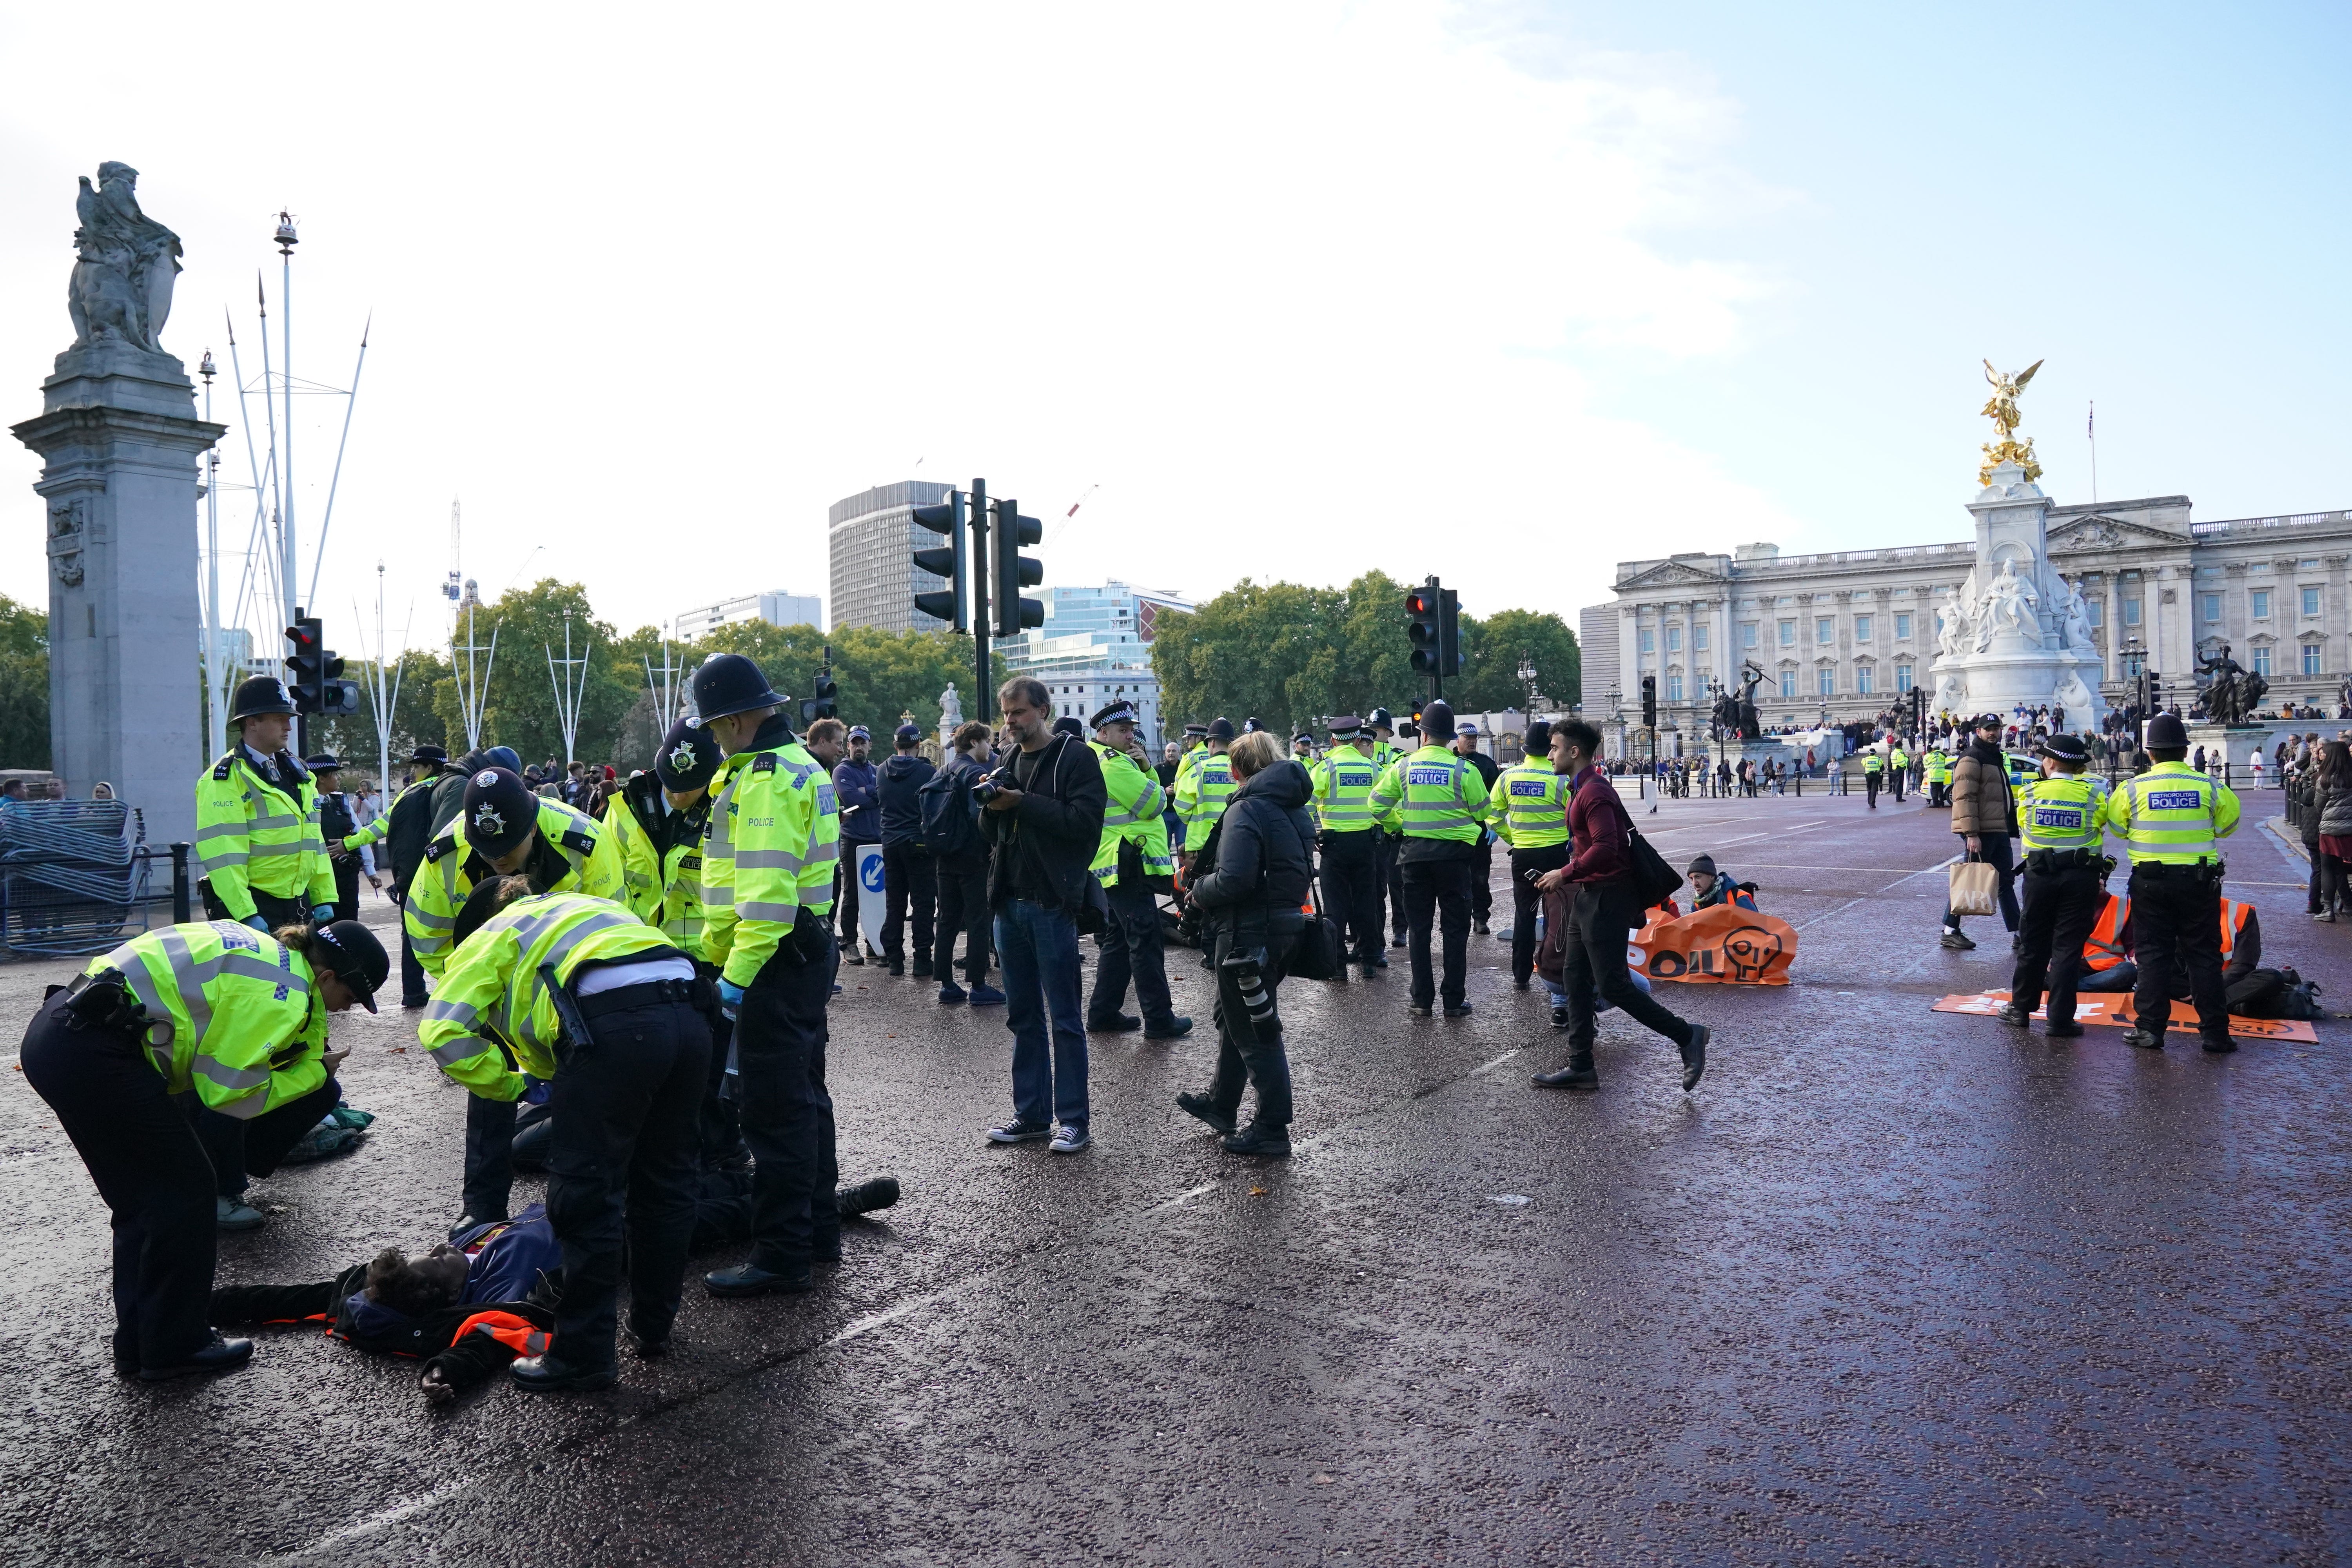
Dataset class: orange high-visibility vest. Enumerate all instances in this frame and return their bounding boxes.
[2218,898,2253,960]
[2084,894,2131,972]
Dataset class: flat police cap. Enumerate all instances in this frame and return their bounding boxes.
[1183,723,1209,738]
[460,767,537,858]
[1091,700,1140,730]
[309,919,390,1013]
[408,743,449,764]
[1327,715,1363,739]
[2038,732,2089,762]
[303,753,343,772]
[653,719,720,793]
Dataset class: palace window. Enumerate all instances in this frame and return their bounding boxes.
[2086,599,2103,627]
[2305,643,2323,676]
[1817,668,1835,696]
[1666,674,1684,702]
[2251,589,2271,619]
[1894,612,1912,640]
[1857,665,1875,695]
[2201,593,2222,623]
[1693,625,1709,652]
[2252,645,2272,677]
[1780,669,1796,698]
[1666,627,1682,653]
[1741,622,1759,648]
[1779,621,1796,647]
[1815,617,1833,644]
[1855,614,1873,641]
[1896,663,1914,693]
[1640,629,1654,655]
[2305,586,2323,616]
[2123,598,2142,626]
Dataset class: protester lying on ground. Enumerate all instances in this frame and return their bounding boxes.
[2056,893,2323,1018]
[1685,854,1759,912]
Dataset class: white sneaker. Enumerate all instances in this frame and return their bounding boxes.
[1048,1123,1092,1154]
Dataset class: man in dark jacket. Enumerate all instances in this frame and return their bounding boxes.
[1176,734,1311,1157]
[875,724,938,977]
[831,725,882,965]
[307,754,363,922]
[359,743,454,1007]
[1532,720,1710,1094]
[1453,722,1501,933]
[979,677,1108,1155]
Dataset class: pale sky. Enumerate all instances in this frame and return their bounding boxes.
[3,2,2346,657]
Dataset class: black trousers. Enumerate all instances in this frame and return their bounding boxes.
[1559,882,1694,1060]
[699,1006,745,1167]
[464,1089,521,1221]
[1891,769,1907,802]
[933,853,991,984]
[1207,926,1293,1126]
[22,997,336,1369]
[1400,857,1472,1009]
[1508,843,1573,985]
[881,841,936,968]
[399,918,428,1006]
[1316,830,1381,964]
[1382,833,1406,940]
[835,842,877,954]
[330,858,361,923]
[1469,838,1494,923]
[2008,861,2105,1027]
[737,935,840,1272]
[1943,833,2021,932]
[2128,865,2230,1046]
[544,993,708,1368]
[1091,875,1177,1027]
[1865,772,1882,806]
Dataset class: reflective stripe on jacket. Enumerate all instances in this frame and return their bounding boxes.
[1368,744,1489,844]
[404,797,624,976]
[2018,775,2104,853]
[2100,761,2241,865]
[88,922,328,1118]
[605,780,710,960]
[1307,745,1383,835]
[1089,741,1172,887]
[703,734,838,988]
[193,752,335,919]
[1487,759,1568,849]
[415,892,669,1098]
[1176,752,1235,852]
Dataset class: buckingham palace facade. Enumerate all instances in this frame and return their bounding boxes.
[1579,493,2352,735]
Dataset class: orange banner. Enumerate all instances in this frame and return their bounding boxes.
[1930,992,2318,1043]
[1630,904,1798,985]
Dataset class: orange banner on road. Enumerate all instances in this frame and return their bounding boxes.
[1630,904,1798,985]
[1930,991,2318,1043]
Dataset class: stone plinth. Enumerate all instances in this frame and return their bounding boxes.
[13,342,221,848]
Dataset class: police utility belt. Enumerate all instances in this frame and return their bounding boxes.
[2022,846,2110,874]
[2131,856,2225,882]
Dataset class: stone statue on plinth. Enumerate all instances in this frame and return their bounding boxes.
[67,163,181,354]
[938,683,965,738]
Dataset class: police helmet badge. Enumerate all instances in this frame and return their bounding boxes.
[473,804,506,839]
[668,739,698,774]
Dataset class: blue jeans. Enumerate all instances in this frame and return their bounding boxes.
[996,898,1089,1130]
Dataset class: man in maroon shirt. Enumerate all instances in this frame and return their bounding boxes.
[1531,719,1709,1093]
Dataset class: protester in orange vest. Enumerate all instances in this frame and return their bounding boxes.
[2075,891,2136,993]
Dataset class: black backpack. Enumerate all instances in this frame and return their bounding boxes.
[918,764,982,858]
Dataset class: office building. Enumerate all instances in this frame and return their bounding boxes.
[674,590,823,641]
[999,583,1192,748]
[828,481,955,635]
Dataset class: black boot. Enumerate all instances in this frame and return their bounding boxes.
[1176,1091,1237,1135]
[1220,1120,1291,1157]
[1679,1024,1710,1092]
[1533,1052,1597,1090]
[836,1174,901,1217]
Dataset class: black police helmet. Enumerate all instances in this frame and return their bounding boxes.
[1207,718,1236,742]
[309,919,390,1013]
[1420,699,1457,740]
[653,719,720,793]
[230,675,297,722]
[1525,719,1552,755]
[460,767,538,858]
[2146,712,2189,750]
[691,653,785,723]
[1366,707,1394,731]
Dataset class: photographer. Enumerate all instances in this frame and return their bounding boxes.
[1175,731,1312,1157]
[978,678,1108,1155]
[927,722,1002,1004]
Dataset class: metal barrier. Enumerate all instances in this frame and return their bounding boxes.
[0,800,158,957]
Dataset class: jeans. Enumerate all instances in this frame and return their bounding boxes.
[1400,857,1472,1009]
[1560,882,1694,1058]
[881,841,936,967]
[738,933,840,1270]
[997,897,1089,1129]
[1091,875,1177,1029]
[934,853,992,985]
[1942,833,2020,932]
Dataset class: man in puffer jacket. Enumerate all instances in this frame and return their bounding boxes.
[1175,732,1313,1158]
[1940,714,2021,949]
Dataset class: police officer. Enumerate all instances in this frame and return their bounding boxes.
[421,880,708,1390]
[21,916,385,1379]
[1365,707,1403,947]
[1176,718,1237,871]
[1924,743,1953,808]
[1308,717,1386,977]
[345,743,454,1006]
[306,754,363,922]
[1889,739,1911,803]
[1452,722,1501,933]
[194,675,336,933]
[1085,700,1190,1038]
[2101,712,2243,1052]
[410,766,625,1230]
[1369,700,1490,1017]
[1488,719,1570,993]
[1998,733,2108,1038]
[607,719,719,951]
[1861,740,1885,810]
[693,653,844,1297]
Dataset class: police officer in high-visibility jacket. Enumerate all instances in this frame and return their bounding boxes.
[693,652,844,1298]
[20,917,385,1380]
[1998,733,2109,1037]
[1861,742,1885,810]
[607,719,719,955]
[193,675,337,932]
[413,767,626,1231]
[2099,711,2243,1052]
[1889,741,1911,803]
[1308,716,1387,977]
[1085,701,1189,1040]
[1486,719,1570,994]
[1368,700,1491,1017]
[1365,707,1406,948]
[1176,718,1237,867]
[1924,746,1953,808]
[420,880,708,1392]
[344,743,454,1007]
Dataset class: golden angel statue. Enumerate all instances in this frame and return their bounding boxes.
[1978,358,2043,486]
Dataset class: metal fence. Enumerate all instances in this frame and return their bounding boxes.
[0,800,186,958]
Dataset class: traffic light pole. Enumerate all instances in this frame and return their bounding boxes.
[971,478,992,724]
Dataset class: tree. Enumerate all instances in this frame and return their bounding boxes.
[0,594,47,769]
[695,622,973,739]
[1452,608,1582,715]
[429,581,637,771]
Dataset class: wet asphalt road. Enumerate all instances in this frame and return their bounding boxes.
[1,788,2348,1566]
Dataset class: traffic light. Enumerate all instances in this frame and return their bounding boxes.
[992,498,1044,638]
[1406,582,1443,675]
[911,492,968,631]
[804,653,838,724]
[286,615,325,713]
[1438,588,1461,677]
[1641,675,1658,727]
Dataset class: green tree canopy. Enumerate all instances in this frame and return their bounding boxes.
[0,594,48,769]
[1453,608,1583,714]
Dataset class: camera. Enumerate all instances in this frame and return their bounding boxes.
[972,767,1013,806]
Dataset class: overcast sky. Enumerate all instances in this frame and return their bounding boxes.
[3,2,2346,656]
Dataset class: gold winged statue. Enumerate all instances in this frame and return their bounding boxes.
[1978,358,2043,485]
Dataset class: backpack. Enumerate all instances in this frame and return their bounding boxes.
[918,763,982,858]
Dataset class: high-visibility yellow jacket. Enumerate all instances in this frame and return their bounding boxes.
[2019,773,2105,852]
[88,922,330,1118]
[604,775,711,960]
[2100,760,2241,865]
[1089,741,1172,887]
[1175,750,1235,852]
[193,749,335,920]
[404,797,623,977]
[1487,759,1569,848]
[1369,744,1490,844]
[1924,750,1952,784]
[416,893,669,1100]
[703,722,839,989]
[1308,743,1383,835]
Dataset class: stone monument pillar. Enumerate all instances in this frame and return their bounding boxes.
[10,164,221,845]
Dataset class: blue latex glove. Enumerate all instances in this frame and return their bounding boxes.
[716,978,744,1020]
[519,1078,550,1106]
[311,904,337,923]
[242,913,272,932]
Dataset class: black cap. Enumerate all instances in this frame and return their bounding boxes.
[1052,716,1085,738]
[2147,713,2189,749]
[303,753,343,773]
[1420,699,1457,740]
[691,652,786,723]
[653,720,720,793]
[460,767,538,858]
[1974,713,2004,731]
[408,743,449,765]
[309,919,389,1014]
[230,675,296,721]
[2039,733,2089,762]
[1207,718,1236,742]
[1327,715,1363,739]
[895,722,923,744]
[1091,700,1139,730]
[1183,723,1209,738]
[1525,720,1552,755]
